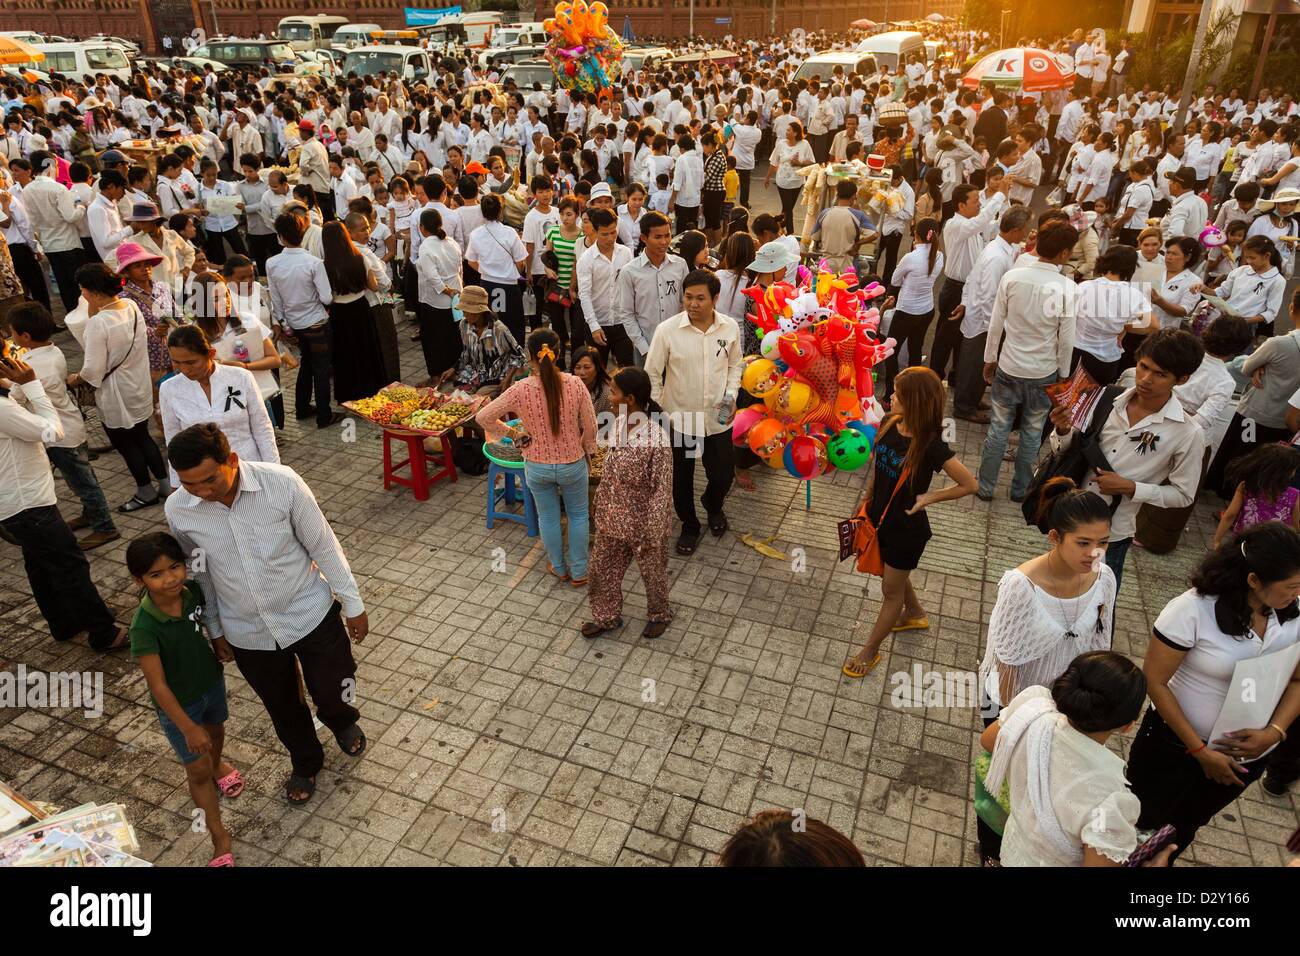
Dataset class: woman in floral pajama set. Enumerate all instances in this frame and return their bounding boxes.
[581,367,675,640]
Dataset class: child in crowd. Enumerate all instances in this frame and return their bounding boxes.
[127,532,241,868]
[649,172,671,214]
[1212,443,1300,548]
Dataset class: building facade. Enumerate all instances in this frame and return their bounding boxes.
[0,0,964,53]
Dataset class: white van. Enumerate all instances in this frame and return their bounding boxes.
[793,51,880,84]
[855,30,925,73]
[25,42,131,83]
[332,23,383,50]
[341,45,432,83]
[491,22,549,48]
[277,16,349,51]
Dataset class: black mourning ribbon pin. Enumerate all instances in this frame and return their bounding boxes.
[223,386,245,413]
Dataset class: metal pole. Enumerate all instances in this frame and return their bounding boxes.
[770,0,776,36]
[209,0,220,36]
[689,0,694,39]
[1171,0,1216,134]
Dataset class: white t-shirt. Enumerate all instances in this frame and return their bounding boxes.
[466,221,527,284]
[730,124,762,171]
[1155,588,1300,744]
[216,317,280,400]
[1074,277,1152,363]
[522,206,561,275]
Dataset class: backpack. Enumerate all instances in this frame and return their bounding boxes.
[1020,385,1124,532]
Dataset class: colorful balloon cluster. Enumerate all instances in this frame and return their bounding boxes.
[543,1,624,97]
[733,266,896,480]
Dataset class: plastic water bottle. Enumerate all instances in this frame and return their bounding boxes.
[716,390,736,426]
[233,337,250,363]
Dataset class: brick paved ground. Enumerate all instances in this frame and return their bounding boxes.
[3,170,1298,865]
[2,312,1296,868]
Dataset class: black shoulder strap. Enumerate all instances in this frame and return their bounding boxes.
[1082,385,1123,443]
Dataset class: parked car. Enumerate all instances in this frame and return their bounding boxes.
[190,39,297,71]
[501,60,556,91]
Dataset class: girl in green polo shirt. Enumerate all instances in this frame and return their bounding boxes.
[127,532,242,868]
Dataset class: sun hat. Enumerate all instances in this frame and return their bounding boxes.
[459,285,490,313]
[750,240,799,275]
[1259,186,1300,210]
[114,242,164,272]
[125,201,164,222]
[589,182,612,200]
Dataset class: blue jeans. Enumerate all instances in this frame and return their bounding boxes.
[525,458,590,579]
[1105,537,1133,595]
[46,443,116,535]
[978,369,1057,499]
[156,675,229,765]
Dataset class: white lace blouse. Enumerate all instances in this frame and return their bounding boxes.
[996,686,1141,868]
[980,567,1117,709]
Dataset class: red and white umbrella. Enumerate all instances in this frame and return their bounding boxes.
[962,47,1075,93]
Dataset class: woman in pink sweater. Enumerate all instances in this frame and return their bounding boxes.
[477,328,598,584]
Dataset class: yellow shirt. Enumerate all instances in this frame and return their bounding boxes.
[723,168,739,203]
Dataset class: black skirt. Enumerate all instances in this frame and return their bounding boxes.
[418,304,462,378]
[328,297,390,402]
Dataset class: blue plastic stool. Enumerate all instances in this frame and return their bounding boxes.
[485,452,538,537]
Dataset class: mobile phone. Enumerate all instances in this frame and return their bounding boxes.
[1124,824,1177,867]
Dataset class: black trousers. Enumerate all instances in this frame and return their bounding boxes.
[674,204,699,234]
[1072,347,1121,386]
[202,227,248,267]
[883,309,934,400]
[9,242,50,312]
[229,601,360,779]
[953,330,988,417]
[777,186,801,234]
[1128,708,1300,859]
[594,322,634,368]
[929,278,965,384]
[248,232,279,275]
[738,168,753,207]
[104,419,166,487]
[483,279,525,345]
[294,323,334,427]
[0,504,118,648]
[315,191,335,222]
[1207,412,1290,499]
[1116,227,1141,248]
[47,247,88,312]
[670,429,733,532]
[878,232,903,293]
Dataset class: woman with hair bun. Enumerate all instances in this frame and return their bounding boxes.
[1127,523,1300,856]
[974,477,1116,863]
[981,651,1170,867]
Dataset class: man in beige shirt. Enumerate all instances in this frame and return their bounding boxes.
[645,270,743,556]
[295,120,333,220]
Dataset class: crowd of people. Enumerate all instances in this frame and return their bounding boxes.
[0,20,1299,868]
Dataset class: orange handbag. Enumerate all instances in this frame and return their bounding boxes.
[851,466,909,577]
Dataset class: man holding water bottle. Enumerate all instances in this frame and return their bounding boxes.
[644,269,743,557]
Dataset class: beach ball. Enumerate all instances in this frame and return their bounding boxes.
[747,418,788,458]
[730,407,765,445]
[772,379,815,418]
[742,358,781,398]
[827,428,872,471]
[783,435,827,480]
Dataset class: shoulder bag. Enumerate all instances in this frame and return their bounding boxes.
[1020,384,1124,532]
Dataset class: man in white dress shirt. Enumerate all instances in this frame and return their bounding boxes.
[0,348,127,650]
[933,183,1009,387]
[165,423,368,805]
[576,207,636,367]
[86,170,133,262]
[1160,166,1208,243]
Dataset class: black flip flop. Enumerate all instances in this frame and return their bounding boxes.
[117,495,160,513]
[336,724,366,757]
[641,621,669,639]
[708,512,729,537]
[675,528,701,556]
[285,774,316,804]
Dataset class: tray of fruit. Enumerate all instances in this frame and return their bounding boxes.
[343,384,485,438]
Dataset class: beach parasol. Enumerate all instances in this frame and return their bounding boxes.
[850,19,877,29]
[961,47,1075,93]
[0,37,43,65]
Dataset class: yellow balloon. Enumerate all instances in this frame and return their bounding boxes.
[589,0,609,31]
[554,1,572,19]
[572,0,590,36]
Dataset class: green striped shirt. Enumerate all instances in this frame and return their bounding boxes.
[546,225,581,287]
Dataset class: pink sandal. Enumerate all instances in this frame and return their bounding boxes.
[207,852,235,867]
[215,767,244,798]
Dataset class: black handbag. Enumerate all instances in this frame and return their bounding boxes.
[1020,385,1124,532]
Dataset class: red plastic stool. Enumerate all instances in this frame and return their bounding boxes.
[382,428,457,500]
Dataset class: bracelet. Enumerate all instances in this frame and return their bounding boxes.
[1186,742,1207,755]
[1268,722,1288,742]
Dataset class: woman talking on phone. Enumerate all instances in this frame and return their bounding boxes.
[1126,523,1300,857]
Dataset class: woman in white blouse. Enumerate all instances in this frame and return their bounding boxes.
[1148,237,1202,330]
[1244,189,1299,277]
[1127,524,1300,857]
[883,217,944,402]
[67,263,170,512]
[982,652,1166,867]
[1197,235,1287,333]
[191,267,282,423]
[414,207,464,381]
[161,324,278,487]
[1074,245,1156,384]
[1076,131,1115,206]
[764,120,815,236]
